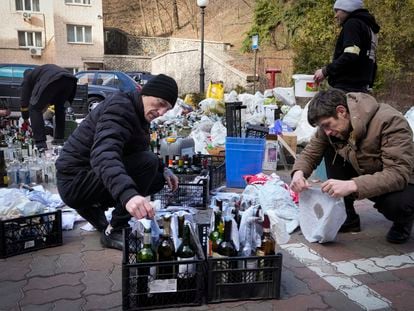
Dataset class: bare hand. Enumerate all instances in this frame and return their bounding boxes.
[125,195,155,219]
[290,170,310,193]
[321,179,357,198]
[164,168,179,191]
[314,69,325,84]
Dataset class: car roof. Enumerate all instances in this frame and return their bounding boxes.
[0,63,37,67]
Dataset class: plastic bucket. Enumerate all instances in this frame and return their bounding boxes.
[292,74,318,97]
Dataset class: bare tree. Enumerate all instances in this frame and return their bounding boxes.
[172,0,180,30]
[139,0,149,35]
[155,0,166,34]
[158,1,174,34]
[182,0,198,36]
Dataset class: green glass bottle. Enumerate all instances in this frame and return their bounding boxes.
[157,215,175,279]
[138,228,155,263]
[216,217,238,283]
[137,228,155,296]
[208,209,223,256]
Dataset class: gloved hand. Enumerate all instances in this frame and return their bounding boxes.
[163,167,179,191]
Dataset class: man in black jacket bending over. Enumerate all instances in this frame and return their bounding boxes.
[20,64,78,150]
[56,74,179,250]
[314,0,380,92]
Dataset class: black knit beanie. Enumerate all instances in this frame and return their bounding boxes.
[141,74,178,106]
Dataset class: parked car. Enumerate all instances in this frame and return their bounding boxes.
[125,71,155,86]
[0,63,37,116]
[75,70,142,105]
[0,63,109,118]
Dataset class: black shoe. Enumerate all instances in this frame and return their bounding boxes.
[36,141,48,151]
[76,206,108,232]
[51,138,65,146]
[100,225,124,250]
[339,215,361,233]
[386,221,413,244]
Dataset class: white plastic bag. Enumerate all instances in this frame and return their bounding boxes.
[294,100,317,145]
[299,188,347,243]
[404,106,414,141]
[273,87,296,106]
[283,105,302,129]
[210,120,227,147]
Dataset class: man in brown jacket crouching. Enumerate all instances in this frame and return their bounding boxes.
[290,88,414,244]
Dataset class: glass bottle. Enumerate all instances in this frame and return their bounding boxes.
[208,208,223,257]
[176,224,196,278]
[137,228,155,295]
[256,214,275,282]
[0,150,8,187]
[217,217,237,257]
[256,214,275,256]
[177,214,185,248]
[216,217,237,284]
[157,214,175,279]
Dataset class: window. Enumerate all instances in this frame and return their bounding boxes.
[15,0,40,12]
[0,65,34,82]
[65,0,91,4]
[76,72,95,85]
[67,25,92,43]
[18,31,42,47]
[97,73,121,88]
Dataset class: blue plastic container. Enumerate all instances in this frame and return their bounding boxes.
[225,137,266,188]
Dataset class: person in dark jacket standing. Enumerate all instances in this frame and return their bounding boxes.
[314,0,380,92]
[20,64,78,150]
[55,74,179,250]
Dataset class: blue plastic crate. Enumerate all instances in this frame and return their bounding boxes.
[225,137,265,188]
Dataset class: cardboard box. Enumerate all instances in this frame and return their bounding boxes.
[281,132,297,155]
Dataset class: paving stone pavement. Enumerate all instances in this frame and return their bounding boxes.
[1,196,414,310]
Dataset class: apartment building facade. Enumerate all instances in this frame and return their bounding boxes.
[0,0,105,72]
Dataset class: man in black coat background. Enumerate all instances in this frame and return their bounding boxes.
[20,64,78,150]
[314,0,380,92]
[55,74,179,250]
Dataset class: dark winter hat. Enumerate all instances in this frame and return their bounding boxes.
[334,0,363,12]
[141,74,178,106]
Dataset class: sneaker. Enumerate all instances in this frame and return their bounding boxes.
[101,225,124,250]
[339,215,361,233]
[386,220,413,244]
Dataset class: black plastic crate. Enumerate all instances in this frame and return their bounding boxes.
[151,178,209,209]
[207,254,282,303]
[245,124,269,138]
[0,210,62,258]
[122,228,206,310]
[225,102,246,137]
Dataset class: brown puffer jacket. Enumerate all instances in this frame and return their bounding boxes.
[292,92,414,199]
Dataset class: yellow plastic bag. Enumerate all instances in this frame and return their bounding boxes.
[206,81,224,100]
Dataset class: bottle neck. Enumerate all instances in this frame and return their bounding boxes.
[214,211,222,231]
[143,231,151,247]
[182,225,191,246]
[223,219,232,242]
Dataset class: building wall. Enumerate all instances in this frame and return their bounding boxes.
[53,0,104,69]
[0,0,104,70]
[0,0,55,64]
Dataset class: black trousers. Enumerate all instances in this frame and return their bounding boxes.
[30,78,76,144]
[57,151,165,228]
[324,146,414,223]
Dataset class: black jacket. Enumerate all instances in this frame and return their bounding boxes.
[55,91,151,207]
[20,64,77,109]
[325,9,380,92]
